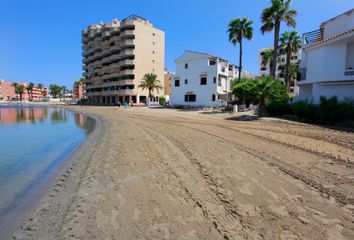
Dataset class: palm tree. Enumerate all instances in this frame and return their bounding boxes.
[12,83,26,101]
[279,31,301,88]
[261,0,297,78]
[138,73,163,98]
[37,83,43,89]
[25,82,35,101]
[61,86,67,102]
[261,49,275,76]
[248,76,288,116]
[227,17,253,82]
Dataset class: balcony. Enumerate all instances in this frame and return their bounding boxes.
[120,59,134,66]
[121,39,134,46]
[120,49,134,57]
[120,69,134,76]
[345,70,354,76]
[120,30,134,37]
[303,28,324,46]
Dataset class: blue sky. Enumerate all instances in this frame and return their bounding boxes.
[0,0,353,88]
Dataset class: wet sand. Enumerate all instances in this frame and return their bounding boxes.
[13,106,354,240]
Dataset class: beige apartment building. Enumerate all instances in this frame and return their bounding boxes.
[82,15,165,104]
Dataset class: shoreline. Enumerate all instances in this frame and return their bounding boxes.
[5,107,102,240]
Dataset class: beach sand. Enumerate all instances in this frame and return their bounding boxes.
[13,106,354,240]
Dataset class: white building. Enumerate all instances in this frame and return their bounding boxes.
[170,50,247,107]
[298,9,354,102]
[259,48,301,96]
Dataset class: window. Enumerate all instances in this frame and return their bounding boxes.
[184,63,188,69]
[153,41,155,45]
[221,67,226,72]
[212,94,216,102]
[213,77,216,84]
[218,78,222,86]
[200,77,207,85]
[184,94,196,102]
[209,60,216,65]
[153,33,155,36]
[152,51,155,54]
[184,79,188,84]
[152,59,155,63]
[175,79,180,87]
[261,67,267,71]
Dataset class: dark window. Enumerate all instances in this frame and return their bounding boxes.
[221,67,226,72]
[185,63,188,69]
[212,94,216,102]
[175,79,180,87]
[261,67,267,71]
[200,77,207,85]
[209,60,216,65]
[184,94,196,102]
[184,79,188,84]
[213,77,216,83]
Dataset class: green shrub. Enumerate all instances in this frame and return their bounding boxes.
[159,97,166,106]
[266,101,292,115]
[267,96,354,124]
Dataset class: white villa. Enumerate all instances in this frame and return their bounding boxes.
[170,51,242,107]
[298,9,354,102]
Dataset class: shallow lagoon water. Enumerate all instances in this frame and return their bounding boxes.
[0,106,93,236]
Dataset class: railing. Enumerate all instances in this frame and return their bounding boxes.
[303,28,324,45]
[299,67,307,81]
[345,70,354,76]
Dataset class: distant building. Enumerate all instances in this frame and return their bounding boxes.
[259,48,301,96]
[163,70,173,99]
[298,9,354,102]
[170,50,239,107]
[82,15,165,105]
[73,80,85,100]
[0,80,47,101]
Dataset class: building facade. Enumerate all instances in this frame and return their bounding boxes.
[298,9,354,102]
[82,15,165,104]
[163,70,173,99]
[259,48,301,95]
[0,80,47,101]
[170,51,238,107]
[73,81,85,100]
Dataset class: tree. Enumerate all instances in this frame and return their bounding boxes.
[37,83,43,89]
[12,83,26,101]
[138,73,163,98]
[279,31,301,88]
[49,84,62,98]
[261,0,297,78]
[25,82,35,101]
[232,76,288,116]
[61,86,67,98]
[227,17,253,82]
[261,49,277,77]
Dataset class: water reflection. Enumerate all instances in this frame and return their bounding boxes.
[0,106,94,238]
[0,107,48,125]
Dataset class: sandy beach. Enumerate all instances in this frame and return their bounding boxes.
[13,106,354,240]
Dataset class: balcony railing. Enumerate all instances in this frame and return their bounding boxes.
[345,70,354,76]
[303,28,324,45]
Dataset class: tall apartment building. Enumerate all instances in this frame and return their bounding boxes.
[82,15,165,104]
[73,80,85,100]
[259,48,301,95]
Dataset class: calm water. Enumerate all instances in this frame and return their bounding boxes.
[0,106,93,237]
